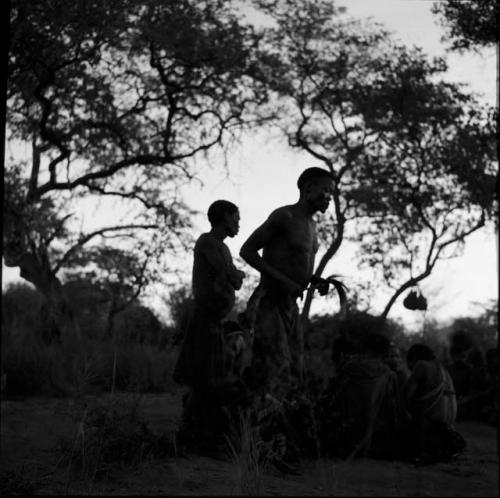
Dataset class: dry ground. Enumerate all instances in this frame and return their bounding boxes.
[1,390,498,496]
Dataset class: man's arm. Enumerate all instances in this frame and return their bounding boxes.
[198,235,245,290]
[227,266,245,290]
[239,210,304,296]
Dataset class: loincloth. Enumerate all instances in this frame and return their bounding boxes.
[173,304,230,391]
[248,286,302,397]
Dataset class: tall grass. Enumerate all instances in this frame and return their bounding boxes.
[58,392,175,492]
[1,307,179,398]
[226,411,266,496]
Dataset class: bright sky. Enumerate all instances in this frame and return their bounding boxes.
[3,0,498,330]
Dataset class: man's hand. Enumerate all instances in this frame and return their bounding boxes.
[315,280,330,296]
[310,276,329,296]
[286,280,305,300]
[236,269,246,285]
[229,268,246,290]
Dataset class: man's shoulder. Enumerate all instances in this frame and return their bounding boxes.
[196,232,212,243]
[195,232,218,249]
[268,205,295,223]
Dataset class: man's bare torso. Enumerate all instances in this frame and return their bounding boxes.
[261,205,318,293]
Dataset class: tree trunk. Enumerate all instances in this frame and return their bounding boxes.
[4,250,80,343]
[105,297,118,339]
[298,205,345,383]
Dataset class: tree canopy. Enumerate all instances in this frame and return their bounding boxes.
[5,0,269,336]
[431,0,498,51]
[5,0,497,334]
[251,0,498,322]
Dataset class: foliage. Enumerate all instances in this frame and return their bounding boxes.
[61,245,161,311]
[1,282,43,338]
[5,0,270,330]
[431,0,498,51]
[58,395,175,480]
[164,284,194,344]
[251,0,498,322]
[445,300,498,353]
[1,282,179,396]
[111,304,164,345]
[8,0,267,177]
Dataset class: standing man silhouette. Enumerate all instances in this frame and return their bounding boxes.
[174,200,245,455]
[240,167,334,399]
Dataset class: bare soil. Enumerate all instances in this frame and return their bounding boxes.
[1,390,498,496]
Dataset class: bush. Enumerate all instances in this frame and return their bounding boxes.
[1,282,44,343]
[58,395,175,480]
[1,321,73,397]
[2,282,179,397]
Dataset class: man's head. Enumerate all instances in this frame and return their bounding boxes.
[207,200,240,237]
[297,167,334,213]
[385,342,404,371]
[363,333,391,359]
[406,343,435,371]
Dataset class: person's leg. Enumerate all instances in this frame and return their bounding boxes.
[176,388,203,450]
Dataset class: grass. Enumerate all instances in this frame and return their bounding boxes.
[226,411,266,496]
[58,392,176,492]
[1,316,180,398]
[1,302,183,492]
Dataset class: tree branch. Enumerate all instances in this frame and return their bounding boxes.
[53,224,158,272]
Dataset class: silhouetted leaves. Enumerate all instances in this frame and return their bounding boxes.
[431,0,498,52]
[252,0,497,321]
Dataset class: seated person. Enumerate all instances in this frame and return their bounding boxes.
[384,341,410,390]
[404,343,466,463]
[447,345,472,409]
[334,333,403,460]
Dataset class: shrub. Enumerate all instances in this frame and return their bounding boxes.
[58,394,175,480]
[2,280,179,396]
[1,321,73,397]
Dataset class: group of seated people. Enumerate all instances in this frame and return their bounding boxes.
[320,331,466,463]
[176,310,496,466]
[203,315,473,466]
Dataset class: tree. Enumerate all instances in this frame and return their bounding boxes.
[163,284,194,345]
[252,0,497,327]
[447,300,498,353]
[62,244,163,337]
[431,0,498,51]
[357,101,496,321]
[431,0,500,288]
[5,0,269,338]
